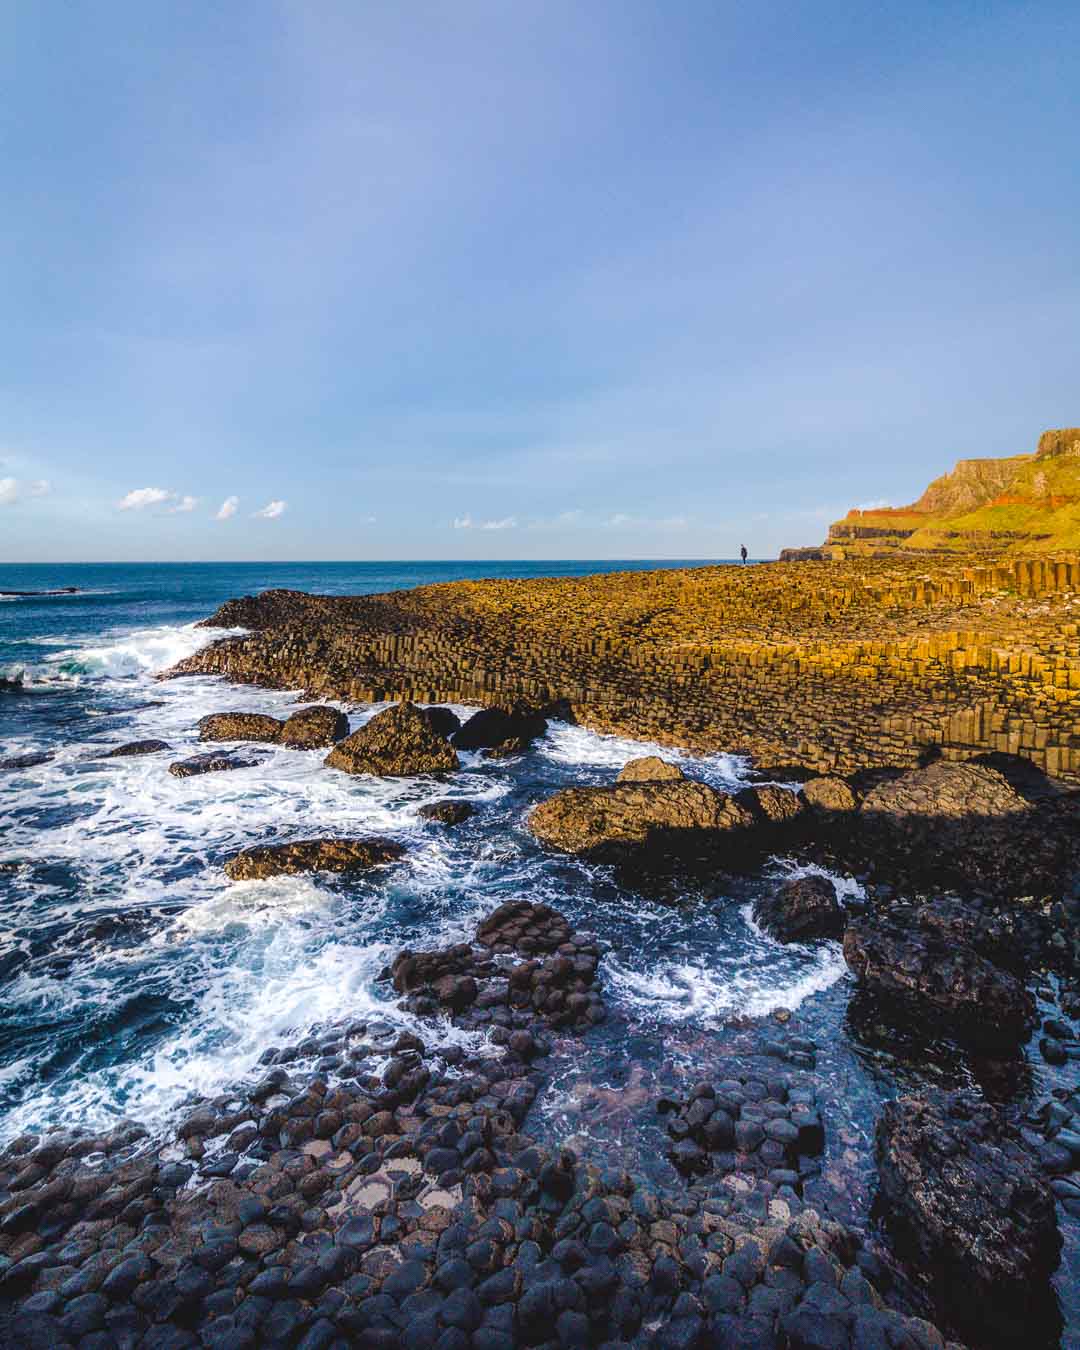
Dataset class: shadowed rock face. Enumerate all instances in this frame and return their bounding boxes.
[278,704,350,749]
[754,876,844,943]
[527,780,757,858]
[198,711,284,744]
[325,701,459,776]
[843,916,1036,1052]
[876,1090,1062,1346]
[417,799,474,826]
[0,752,53,771]
[223,837,405,880]
[452,703,547,752]
[616,755,685,783]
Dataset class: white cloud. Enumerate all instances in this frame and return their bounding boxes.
[215,496,239,521]
[253,499,287,519]
[452,514,517,530]
[1,477,52,506]
[169,495,198,513]
[118,487,173,511]
[853,499,893,511]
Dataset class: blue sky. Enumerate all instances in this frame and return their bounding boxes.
[2,1,1078,562]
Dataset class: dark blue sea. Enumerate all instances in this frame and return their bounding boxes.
[1,560,1077,1335]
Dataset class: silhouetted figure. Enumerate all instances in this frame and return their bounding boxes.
[740,545,748,563]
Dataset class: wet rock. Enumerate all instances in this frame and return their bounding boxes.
[325,701,459,776]
[0,752,53,771]
[103,739,171,757]
[802,776,858,814]
[876,1089,1061,1345]
[753,875,844,943]
[615,756,685,783]
[418,800,475,827]
[168,752,257,778]
[526,780,756,860]
[279,705,350,749]
[843,916,1036,1052]
[452,703,547,753]
[223,837,406,880]
[423,706,462,739]
[198,711,284,743]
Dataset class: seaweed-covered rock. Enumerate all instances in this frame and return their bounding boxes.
[198,711,283,744]
[843,916,1036,1052]
[224,836,405,880]
[876,1090,1061,1345]
[754,875,844,943]
[278,704,350,748]
[616,755,685,783]
[325,701,459,776]
[103,739,171,757]
[527,780,755,859]
[418,800,475,826]
[168,752,257,778]
[452,703,547,752]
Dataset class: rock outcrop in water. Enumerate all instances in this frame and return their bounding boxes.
[418,799,475,826]
[278,704,350,749]
[168,751,258,778]
[615,755,685,783]
[198,711,285,744]
[223,836,406,880]
[326,701,459,776]
[103,739,171,757]
[452,703,548,753]
[754,875,844,943]
[875,1090,1062,1345]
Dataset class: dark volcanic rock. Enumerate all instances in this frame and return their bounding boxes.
[423,706,462,739]
[856,757,1079,899]
[278,704,350,748]
[452,703,547,753]
[223,836,405,880]
[0,752,53,771]
[103,739,171,757]
[325,701,459,776]
[843,915,1036,1052]
[616,755,685,783]
[527,780,756,859]
[168,752,257,778]
[876,1090,1061,1345]
[418,799,475,827]
[754,875,844,943]
[198,711,283,744]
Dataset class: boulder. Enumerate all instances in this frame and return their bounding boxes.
[616,756,685,783]
[876,1090,1061,1345]
[802,776,858,814]
[0,752,53,771]
[325,701,459,776]
[753,875,844,943]
[843,916,1036,1052]
[423,706,462,740]
[735,783,805,828]
[856,757,1079,898]
[452,703,547,753]
[278,705,350,749]
[224,837,405,880]
[103,739,171,757]
[527,780,756,859]
[169,752,257,779]
[418,800,475,827]
[198,712,283,744]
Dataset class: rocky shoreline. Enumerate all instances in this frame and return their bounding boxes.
[4,569,1080,1346]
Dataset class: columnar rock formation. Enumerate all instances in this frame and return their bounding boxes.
[168,551,1080,783]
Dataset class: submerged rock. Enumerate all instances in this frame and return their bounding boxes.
[278,704,350,748]
[527,779,755,859]
[876,1090,1061,1345]
[754,875,844,943]
[0,752,53,771]
[616,755,685,783]
[843,915,1036,1052]
[452,702,547,753]
[223,836,405,880]
[325,701,459,776]
[103,739,171,757]
[417,799,475,826]
[168,752,257,778]
[198,711,283,744]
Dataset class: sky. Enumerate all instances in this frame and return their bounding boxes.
[2,1,1078,563]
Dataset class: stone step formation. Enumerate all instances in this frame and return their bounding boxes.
[167,552,1080,783]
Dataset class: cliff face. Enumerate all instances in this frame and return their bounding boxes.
[784,427,1080,559]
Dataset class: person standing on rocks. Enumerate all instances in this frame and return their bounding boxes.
[740,544,748,563]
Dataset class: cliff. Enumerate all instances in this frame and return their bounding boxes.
[783,426,1080,560]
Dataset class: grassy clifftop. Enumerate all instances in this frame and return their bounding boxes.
[814,427,1080,557]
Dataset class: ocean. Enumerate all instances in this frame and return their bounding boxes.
[2,559,1077,1334]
